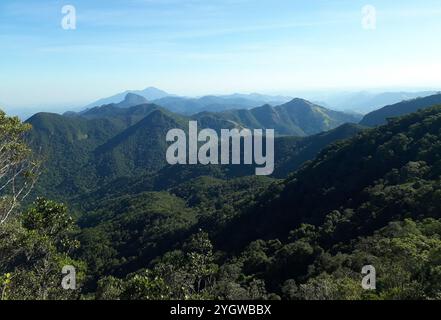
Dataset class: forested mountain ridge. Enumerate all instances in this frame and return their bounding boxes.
[78,94,360,136]
[92,109,188,178]
[135,92,292,115]
[69,122,363,212]
[221,104,441,246]
[80,101,160,125]
[360,93,441,126]
[26,107,189,198]
[26,99,364,201]
[75,105,441,300]
[81,89,293,116]
[195,98,361,136]
[3,102,441,300]
[26,112,123,198]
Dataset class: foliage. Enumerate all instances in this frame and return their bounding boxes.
[3,103,441,300]
[0,109,40,224]
[360,93,441,126]
[27,103,363,201]
[0,199,84,300]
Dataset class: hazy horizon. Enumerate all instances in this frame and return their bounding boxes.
[4,86,440,121]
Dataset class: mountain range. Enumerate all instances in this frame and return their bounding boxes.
[26,96,363,201]
[81,87,293,116]
[64,93,362,136]
[73,102,441,300]
[8,85,441,300]
[30,91,441,203]
[218,103,441,247]
[195,98,360,136]
[153,93,293,115]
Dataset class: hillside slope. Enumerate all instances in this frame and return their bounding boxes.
[77,105,441,300]
[221,105,441,247]
[93,109,188,178]
[196,98,361,136]
[27,96,365,203]
[360,93,441,126]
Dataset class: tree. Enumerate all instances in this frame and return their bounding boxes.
[184,231,218,296]
[0,199,84,300]
[0,110,40,224]
[22,198,79,253]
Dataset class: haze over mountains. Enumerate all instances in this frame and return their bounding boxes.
[74,87,439,118]
[72,92,362,135]
[83,87,170,109]
[26,90,441,204]
[75,88,441,135]
[311,90,438,114]
[4,0,441,301]
[9,87,441,301]
[360,93,441,126]
[27,94,364,199]
[194,98,360,136]
[22,94,441,300]
[81,87,293,116]
[3,87,438,121]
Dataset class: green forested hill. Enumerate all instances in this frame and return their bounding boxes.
[27,107,191,198]
[5,101,441,300]
[195,98,361,136]
[360,93,441,127]
[75,105,441,300]
[222,104,441,246]
[69,121,364,213]
[26,112,122,198]
[26,102,363,202]
[272,123,365,177]
[77,176,275,278]
[79,103,162,129]
[92,109,188,179]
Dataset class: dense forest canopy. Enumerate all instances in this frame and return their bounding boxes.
[1,101,441,300]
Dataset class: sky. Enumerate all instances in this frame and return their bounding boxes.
[1,0,441,113]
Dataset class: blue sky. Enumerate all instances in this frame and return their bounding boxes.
[1,0,441,111]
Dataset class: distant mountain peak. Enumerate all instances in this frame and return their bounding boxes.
[255,104,274,111]
[143,86,161,90]
[83,87,171,110]
[280,98,319,110]
[139,87,170,98]
[288,97,315,105]
[120,93,149,107]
